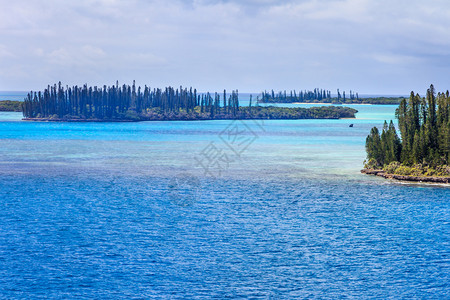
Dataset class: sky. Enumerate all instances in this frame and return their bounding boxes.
[1,0,450,94]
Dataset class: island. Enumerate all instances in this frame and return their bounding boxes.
[21,82,358,121]
[362,84,450,183]
[257,89,405,105]
[0,100,22,112]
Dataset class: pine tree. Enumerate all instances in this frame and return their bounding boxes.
[365,84,449,170]
[366,127,382,167]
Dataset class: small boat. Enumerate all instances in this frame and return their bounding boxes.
[349,124,354,127]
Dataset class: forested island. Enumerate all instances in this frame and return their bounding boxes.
[21,82,357,121]
[362,84,450,183]
[0,100,22,112]
[258,89,404,105]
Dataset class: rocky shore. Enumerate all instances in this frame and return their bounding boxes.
[361,169,450,184]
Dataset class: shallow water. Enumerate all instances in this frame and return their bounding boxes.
[0,105,448,298]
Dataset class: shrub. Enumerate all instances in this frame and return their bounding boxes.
[394,165,414,175]
[124,110,141,121]
[364,158,380,169]
[384,161,401,173]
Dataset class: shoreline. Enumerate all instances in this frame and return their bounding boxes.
[22,115,355,122]
[361,169,450,184]
[291,102,335,105]
[23,118,138,122]
[290,102,376,105]
[260,102,398,105]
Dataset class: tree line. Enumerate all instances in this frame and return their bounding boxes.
[22,81,240,119]
[365,84,450,171]
[21,81,359,121]
[259,88,359,103]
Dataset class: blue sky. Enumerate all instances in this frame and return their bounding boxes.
[1,0,450,94]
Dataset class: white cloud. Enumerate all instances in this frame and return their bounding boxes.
[0,45,14,58]
[81,45,106,58]
[266,0,371,22]
[46,46,106,66]
[1,0,450,93]
[371,53,422,65]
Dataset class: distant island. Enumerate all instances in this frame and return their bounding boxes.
[258,89,405,105]
[0,100,22,112]
[21,82,357,121]
[362,84,450,184]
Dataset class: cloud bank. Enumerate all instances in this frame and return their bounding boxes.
[1,0,450,94]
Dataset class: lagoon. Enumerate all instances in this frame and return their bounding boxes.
[0,104,448,298]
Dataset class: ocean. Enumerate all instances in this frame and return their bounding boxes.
[0,104,448,298]
[0,91,28,102]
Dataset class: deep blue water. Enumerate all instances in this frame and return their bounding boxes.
[0,105,448,298]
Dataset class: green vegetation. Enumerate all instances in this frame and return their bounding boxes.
[229,106,357,120]
[364,84,450,177]
[260,88,334,103]
[23,81,212,120]
[22,82,357,121]
[382,162,450,177]
[258,89,404,104]
[0,100,22,112]
[355,97,404,105]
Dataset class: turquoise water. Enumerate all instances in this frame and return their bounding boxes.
[0,105,449,298]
